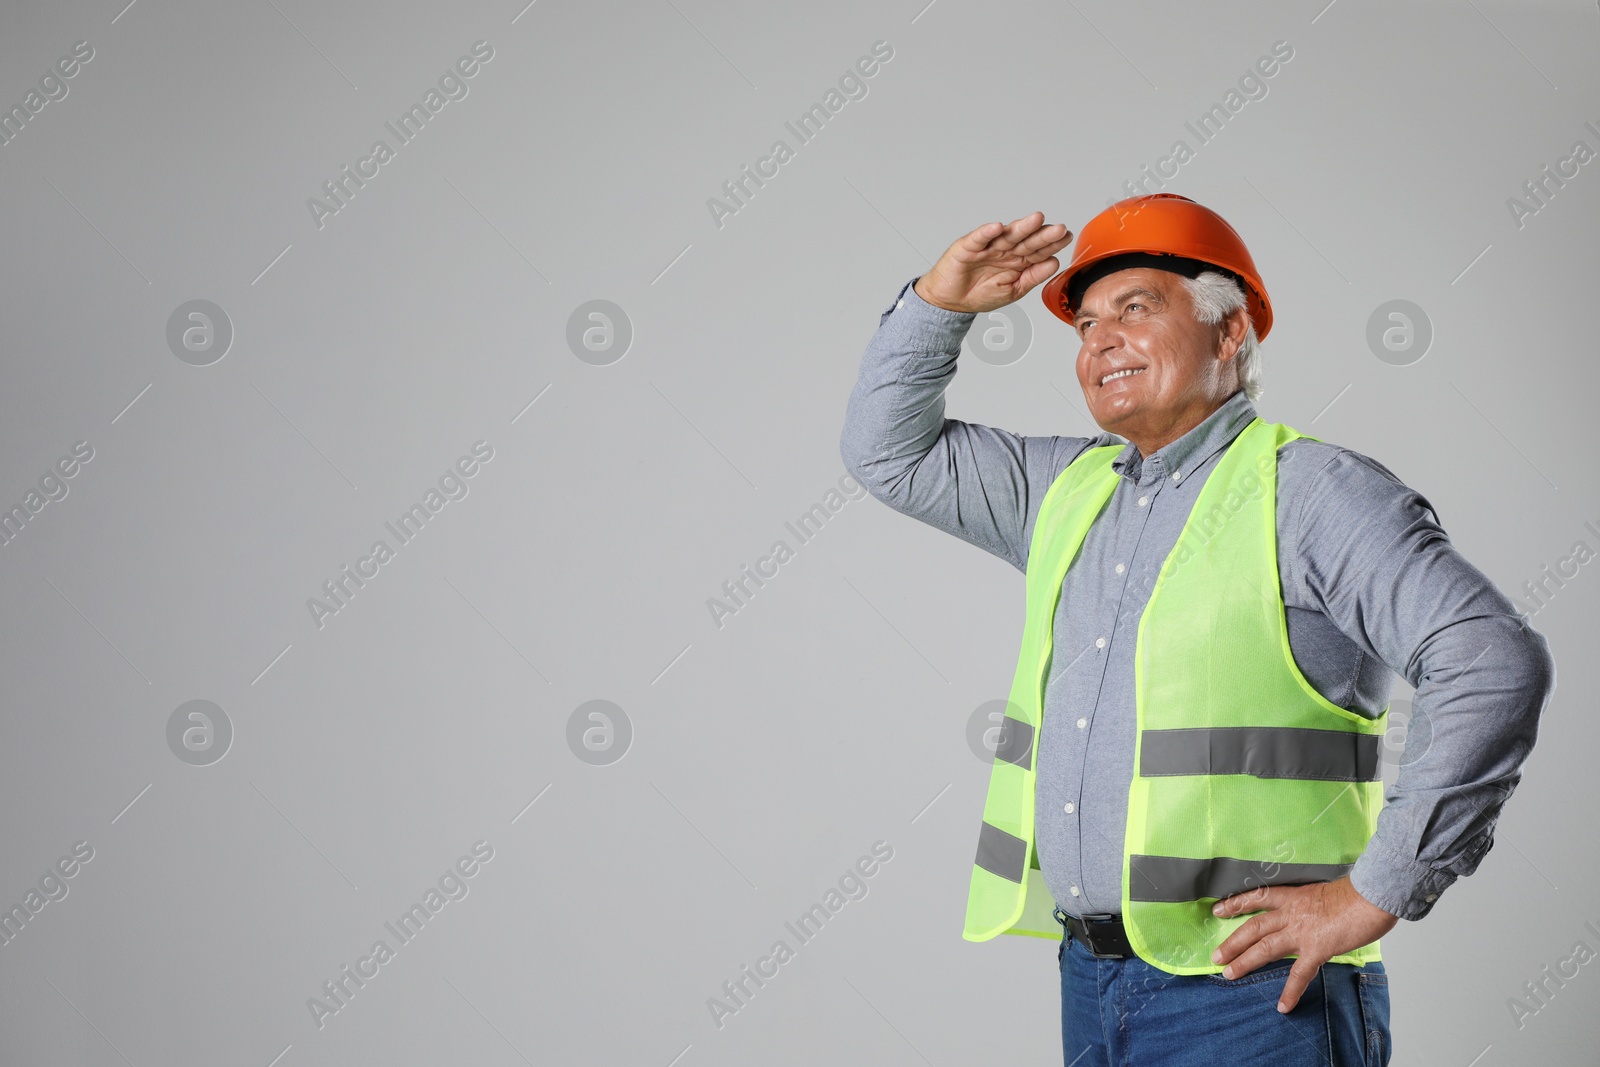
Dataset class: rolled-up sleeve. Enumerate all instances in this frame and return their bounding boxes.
[1285,448,1557,920]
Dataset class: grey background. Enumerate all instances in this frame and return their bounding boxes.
[0,0,1595,1064]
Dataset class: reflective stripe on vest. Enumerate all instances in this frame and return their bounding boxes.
[1139,726,1382,781]
[960,417,1388,975]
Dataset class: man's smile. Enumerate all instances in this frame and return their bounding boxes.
[1100,366,1146,387]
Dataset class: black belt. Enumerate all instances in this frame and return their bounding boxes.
[1058,909,1134,959]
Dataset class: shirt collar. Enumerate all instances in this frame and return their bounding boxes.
[1109,389,1259,485]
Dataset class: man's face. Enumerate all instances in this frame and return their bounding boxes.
[1071,266,1238,445]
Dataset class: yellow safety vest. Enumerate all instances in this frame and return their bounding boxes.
[961,417,1386,975]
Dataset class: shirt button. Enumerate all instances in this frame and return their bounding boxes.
[1064,802,1075,814]
[1172,471,1182,482]
[895,300,904,310]
[1069,885,1081,897]
[1115,563,1125,574]
[1424,893,1438,902]
[1076,717,1087,729]
[1137,495,1149,507]
[1094,637,1106,649]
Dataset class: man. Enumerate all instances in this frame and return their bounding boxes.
[838,194,1555,1066]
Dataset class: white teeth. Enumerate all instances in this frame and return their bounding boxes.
[1101,367,1145,385]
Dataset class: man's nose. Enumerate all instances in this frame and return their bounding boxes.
[1089,322,1125,357]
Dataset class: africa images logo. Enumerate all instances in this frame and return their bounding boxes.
[306,41,495,230]
[705,40,894,230]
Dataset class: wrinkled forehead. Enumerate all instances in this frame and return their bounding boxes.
[1076,267,1190,318]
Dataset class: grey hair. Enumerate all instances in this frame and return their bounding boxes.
[1179,271,1262,402]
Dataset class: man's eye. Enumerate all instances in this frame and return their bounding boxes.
[1126,303,1146,313]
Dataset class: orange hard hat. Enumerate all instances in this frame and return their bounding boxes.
[1040,193,1273,341]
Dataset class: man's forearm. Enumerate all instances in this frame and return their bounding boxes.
[839,277,1098,571]
[840,277,972,503]
[1349,611,1555,919]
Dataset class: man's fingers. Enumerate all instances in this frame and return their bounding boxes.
[1014,224,1072,259]
[1212,908,1287,967]
[953,214,1066,264]
[1276,958,1324,1014]
[1016,257,1061,292]
[1217,924,1293,978]
[1215,885,1275,917]
[929,213,1068,310]
[956,220,1008,253]
[988,211,1047,252]
[976,256,1060,303]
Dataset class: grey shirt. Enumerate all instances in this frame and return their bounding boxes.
[839,276,1557,922]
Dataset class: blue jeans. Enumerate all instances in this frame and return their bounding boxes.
[1055,906,1391,1066]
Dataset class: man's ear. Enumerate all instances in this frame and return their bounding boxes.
[1218,306,1250,361]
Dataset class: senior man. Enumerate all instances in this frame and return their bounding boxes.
[838,194,1555,1065]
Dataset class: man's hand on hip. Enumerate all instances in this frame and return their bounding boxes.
[914,211,1073,314]
[1208,875,1400,1013]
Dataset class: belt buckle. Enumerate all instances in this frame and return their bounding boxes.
[1077,912,1126,959]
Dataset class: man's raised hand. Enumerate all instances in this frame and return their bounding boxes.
[913,211,1074,315]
